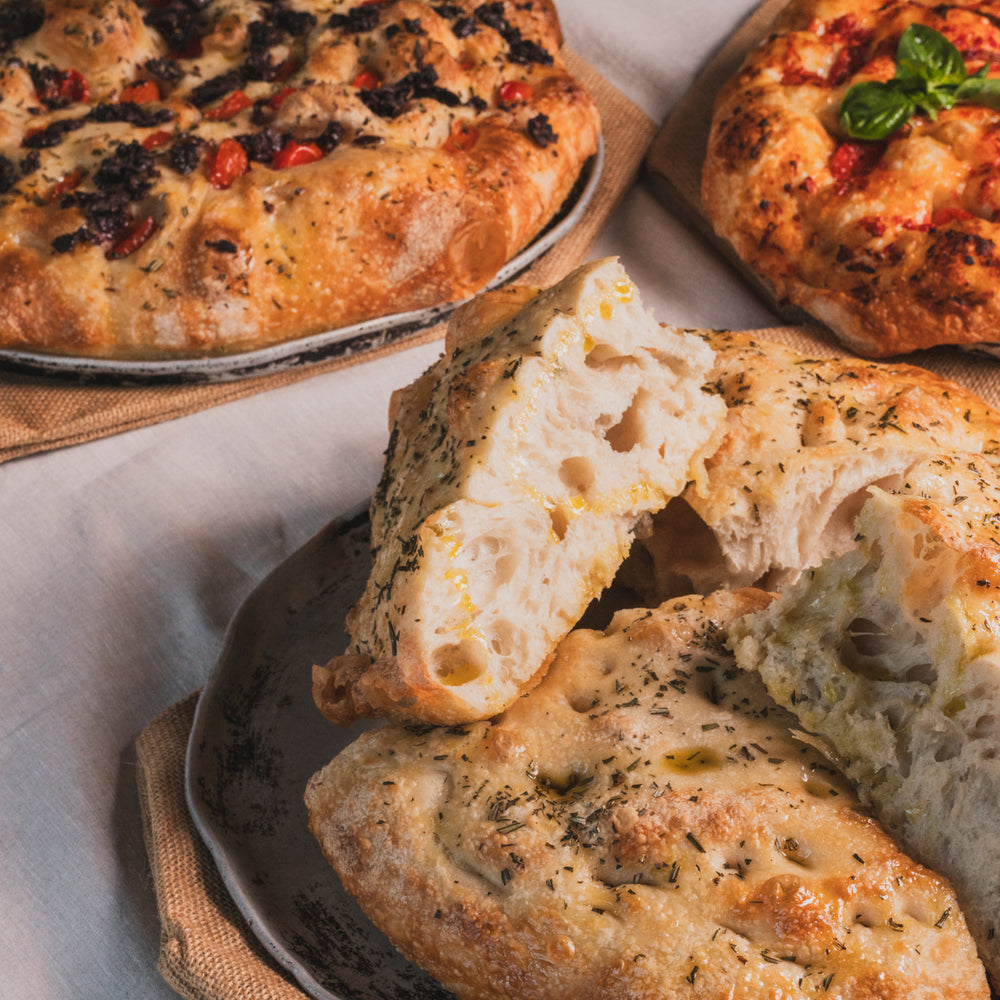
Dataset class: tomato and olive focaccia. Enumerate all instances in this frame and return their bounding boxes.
[0,0,599,359]
[702,0,1000,358]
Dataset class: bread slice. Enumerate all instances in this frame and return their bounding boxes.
[731,452,1000,985]
[313,258,725,725]
[630,332,1000,599]
[306,589,989,1000]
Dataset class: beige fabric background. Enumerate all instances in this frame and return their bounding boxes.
[0,52,651,466]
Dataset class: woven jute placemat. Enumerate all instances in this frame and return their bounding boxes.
[0,51,655,466]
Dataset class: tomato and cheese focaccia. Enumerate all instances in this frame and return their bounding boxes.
[313,258,726,726]
[732,452,1000,985]
[0,0,599,359]
[307,590,991,1000]
[703,0,1000,357]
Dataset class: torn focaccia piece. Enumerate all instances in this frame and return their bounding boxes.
[306,589,990,1000]
[313,258,725,726]
[731,452,1000,985]
[629,331,1000,600]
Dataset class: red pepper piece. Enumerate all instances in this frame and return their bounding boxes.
[352,69,381,90]
[203,90,253,121]
[273,140,323,169]
[142,129,173,149]
[443,120,479,153]
[119,79,160,104]
[106,216,157,259]
[209,138,249,189]
[498,80,533,105]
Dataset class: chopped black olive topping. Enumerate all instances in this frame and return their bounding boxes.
[167,134,208,175]
[328,3,381,33]
[527,112,558,147]
[0,0,43,49]
[474,2,552,65]
[451,16,476,38]
[235,127,284,163]
[93,140,160,199]
[22,117,86,149]
[188,69,243,108]
[87,101,174,128]
[360,65,460,118]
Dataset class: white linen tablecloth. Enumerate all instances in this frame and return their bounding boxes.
[0,3,775,996]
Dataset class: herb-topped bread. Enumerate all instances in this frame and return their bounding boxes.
[731,452,1000,984]
[630,331,1000,600]
[312,258,726,725]
[306,589,990,1000]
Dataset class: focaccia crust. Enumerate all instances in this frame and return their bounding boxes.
[0,0,599,359]
[631,330,1000,598]
[307,590,990,1000]
[702,0,1000,357]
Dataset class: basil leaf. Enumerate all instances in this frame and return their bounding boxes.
[896,23,967,86]
[840,81,916,140]
[955,70,1000,110]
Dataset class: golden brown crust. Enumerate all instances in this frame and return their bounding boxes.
[702,0,1000,357]
[0,0,599,359]
[306,590,991,1000]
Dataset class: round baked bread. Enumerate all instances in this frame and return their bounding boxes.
[731,452,1000,985]
[628,331,1000,599]
[702,0,1000,357]
[306,589,991,1000]
[312,258,726,726]
[0,0,599,359]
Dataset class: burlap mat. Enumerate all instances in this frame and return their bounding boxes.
[0,51,654,466]
[137,692,312,1000]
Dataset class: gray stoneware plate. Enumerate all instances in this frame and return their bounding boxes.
[185,502,454,999]
[0,142,602,385]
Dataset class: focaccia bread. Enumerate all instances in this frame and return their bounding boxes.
[306,589,990,1000]
[629,331,1000,599]
[731,452,1000,984]
[312,258,726,726]
[702,0,1000,357]
[0,0,599,359]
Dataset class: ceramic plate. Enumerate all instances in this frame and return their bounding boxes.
[186,504,456,999]
[1,142,602,385]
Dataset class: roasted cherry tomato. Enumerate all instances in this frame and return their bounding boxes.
[273,140,323,169]
[119,79,160,103]
[498,80,533,105]
[269,86,298,109]
[203,90,252,120]
[443,120,479,153]
[829,140,883,184]
[352,69,381,90]
[49,168,85,202]
[209,138,249,189]
[58,69,91,104]
[931,207,975,226]
[142,129,173,149]
[106,216,157,259]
